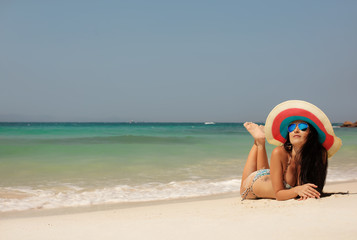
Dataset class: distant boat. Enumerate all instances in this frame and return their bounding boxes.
[204,122,215,125]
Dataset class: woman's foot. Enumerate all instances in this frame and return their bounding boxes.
[244,122,266,147]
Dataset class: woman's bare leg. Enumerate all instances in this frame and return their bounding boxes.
[241,122,269,188]
[241,144,258,188]
[256,125,269,170]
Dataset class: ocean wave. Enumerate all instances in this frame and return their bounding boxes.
[0,135,201,145]
[326,167,357,183]
[0,179,241,212]
[2,169,357,212]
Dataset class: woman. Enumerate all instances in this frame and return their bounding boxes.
[240,100,342,201]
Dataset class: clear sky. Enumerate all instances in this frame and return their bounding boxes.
[1,1,356,122]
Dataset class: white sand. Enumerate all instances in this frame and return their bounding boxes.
[1,181,357,240]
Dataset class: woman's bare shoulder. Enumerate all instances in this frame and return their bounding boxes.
[271,146,289,162]
[272,146,288,155]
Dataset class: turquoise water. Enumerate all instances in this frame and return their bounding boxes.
[1,122,356,212]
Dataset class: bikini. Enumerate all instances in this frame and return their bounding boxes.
[241,166,293,201]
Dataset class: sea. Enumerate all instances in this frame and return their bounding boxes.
[1,122,357,212]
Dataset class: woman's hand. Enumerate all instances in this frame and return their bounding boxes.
[294,184,320,200]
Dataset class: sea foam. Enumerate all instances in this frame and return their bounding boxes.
[0,179,241,212]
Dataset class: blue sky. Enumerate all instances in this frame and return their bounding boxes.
[1,1,356,122]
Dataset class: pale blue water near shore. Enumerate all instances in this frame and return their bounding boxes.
[1,122,357,212]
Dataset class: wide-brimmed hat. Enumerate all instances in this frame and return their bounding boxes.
[265,100,342,158]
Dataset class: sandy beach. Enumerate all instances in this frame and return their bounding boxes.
[1,181,356,240]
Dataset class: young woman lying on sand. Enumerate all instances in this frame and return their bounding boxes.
[240,100,342,201]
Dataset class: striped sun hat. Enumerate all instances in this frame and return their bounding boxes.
[265,100,342,158]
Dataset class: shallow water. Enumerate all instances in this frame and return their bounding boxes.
[0,122,356,212]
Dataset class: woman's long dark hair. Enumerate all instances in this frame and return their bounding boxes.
[283,123,328,193]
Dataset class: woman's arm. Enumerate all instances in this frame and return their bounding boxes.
[270,147,320,201]
[270,147,298,200]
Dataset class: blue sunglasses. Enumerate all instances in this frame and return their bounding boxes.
[288,122,309,133]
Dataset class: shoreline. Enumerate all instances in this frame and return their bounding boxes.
[0,191,241,219]
[1,180,355,219]
[1,180,357,240]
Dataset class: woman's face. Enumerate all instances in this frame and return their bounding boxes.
[288,120,310,148]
